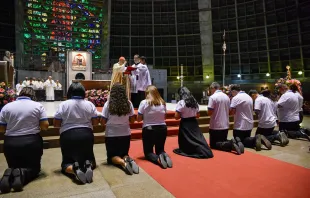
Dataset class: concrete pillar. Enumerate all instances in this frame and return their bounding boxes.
[198,0,214,83]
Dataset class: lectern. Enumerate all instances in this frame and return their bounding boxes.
[0,61,14,87]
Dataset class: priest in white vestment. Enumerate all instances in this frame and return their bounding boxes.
[44,76,56,101]
[110,57,131,99]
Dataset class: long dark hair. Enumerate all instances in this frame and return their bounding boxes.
[67,82,85,99]
[19,87,36,101]
[178,87,198,109]
[109,83,131,116]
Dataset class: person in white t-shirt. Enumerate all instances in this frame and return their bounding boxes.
[137,85,173,169]
[276,84,308,140]
[287,84,309,141]
[249,90,289,146]
[208,82,242,155]
[230,84,270,152]
[101,83,139,175]
[0,87,49,193]
[173,87,213,159]
[54,82,99,184]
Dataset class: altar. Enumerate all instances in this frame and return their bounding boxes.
[80,80,111,90]
[0,61,14,87]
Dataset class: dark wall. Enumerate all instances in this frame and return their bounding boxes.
[0,0,15,54]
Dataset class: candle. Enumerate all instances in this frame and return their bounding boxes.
[181,64,183,76]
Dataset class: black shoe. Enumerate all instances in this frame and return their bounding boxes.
[0,168,13,193]
[73,162,87,184]
[298,130,310,142]
[255,135,262,151]
[123,162,133,175]
[163,153,173,168]
[84,160,93,183]
[11,168,24,192]
[279,131,289,146]
[125,157,139,174]
[158,154,168,169]
[261,135,272,150]
[231,138,242,155]
[235,137,244,154]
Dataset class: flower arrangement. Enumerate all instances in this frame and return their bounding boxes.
[0,82,17,110]
[275,65,302,94]
[85,89,109,107]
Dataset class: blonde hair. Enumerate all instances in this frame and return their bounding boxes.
[145,85,165,106]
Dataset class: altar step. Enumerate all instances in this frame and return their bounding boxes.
[0,120,259,153]
[0,110,259,153]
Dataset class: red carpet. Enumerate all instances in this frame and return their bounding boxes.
[129,137,310,198]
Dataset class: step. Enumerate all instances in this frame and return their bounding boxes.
[0,121,259,153]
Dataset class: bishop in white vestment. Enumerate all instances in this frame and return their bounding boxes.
[44,76,56,101]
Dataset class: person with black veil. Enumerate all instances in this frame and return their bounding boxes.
[173,87,214,159]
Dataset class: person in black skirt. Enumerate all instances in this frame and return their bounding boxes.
[101,83,139,175]
[0,87,49,193]
[137,85,173,169]
[54,82,99,184]
[173,87,214,159]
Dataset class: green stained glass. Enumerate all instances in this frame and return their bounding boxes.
[24,33,31,39]
[23,0,104,69]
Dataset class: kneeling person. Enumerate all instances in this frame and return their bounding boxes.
[249,90,288,146]
[101,83,139,175]
[54,82,98,184]
[137,85,173,169]
[0,87,49,193]
[173,87,213,159]
[230,85,271,151]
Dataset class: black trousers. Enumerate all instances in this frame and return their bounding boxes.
[4,134,43,185]
[60,127,96,171]
[105,135,131,164]
[279,121,301,139]
[209,129,232,152]
[131,91,145,108]
[233,129,256,148]
[299,111,303,124]
[142,125,167,164]
[256,127,278,143]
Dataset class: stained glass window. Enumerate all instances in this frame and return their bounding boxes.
[21,0,105,70]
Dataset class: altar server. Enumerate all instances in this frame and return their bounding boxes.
[0,87,49,193]
[55,80,62,90]
[290,84,304,124]
[131,56,152,108]
[208,82,242,155]
[249,90,289,146]
[22,77,29,87]
[44,76,56,101]
[15,81,24,95]
[230,84,270,151]
[101,83,139,175]
[137,85,173,168]
[54,82,98,184]
[34,78,44,90]
[173,87,213,159]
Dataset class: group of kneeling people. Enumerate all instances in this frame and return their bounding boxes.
[0,81,307,193]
